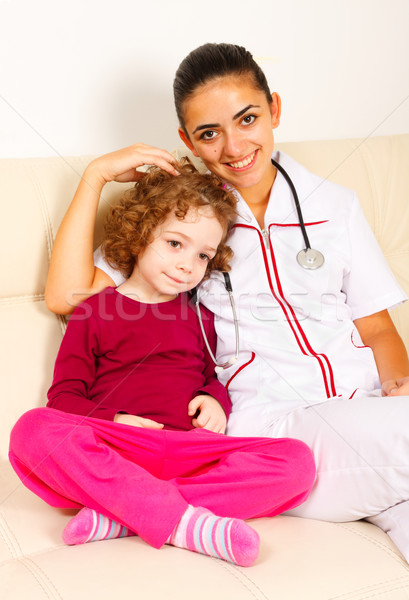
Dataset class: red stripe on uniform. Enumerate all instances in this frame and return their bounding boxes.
[267,224,337,397]
[225,352,256,390]
[232,223,336,398]
[269,220,329,227]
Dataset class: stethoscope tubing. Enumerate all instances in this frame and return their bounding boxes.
[271,158,325,270]
[271,158,311,251]
[192,272,239,373]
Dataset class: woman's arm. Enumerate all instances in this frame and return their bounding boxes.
[45,144,179,315]
[45,164,112,314]
[354,309,409,396]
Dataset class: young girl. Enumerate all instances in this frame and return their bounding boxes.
[41,42,409,561]
[9,162,315,568]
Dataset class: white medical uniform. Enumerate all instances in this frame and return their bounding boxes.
[95,151,409,559]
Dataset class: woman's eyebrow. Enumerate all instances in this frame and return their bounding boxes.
[193,122,220,134]
[233,104,260,120]
[192,104,261,134]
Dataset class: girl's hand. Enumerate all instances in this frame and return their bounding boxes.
[86,143,179,185]
[114,413,164,429]
[188,395,227,434]
[382,376,409,397]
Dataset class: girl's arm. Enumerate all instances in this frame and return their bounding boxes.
[45,144,179,315]
[186,306,231,433]
[354,309,409,396]
[46,303,116,419]
[47,301,165,428]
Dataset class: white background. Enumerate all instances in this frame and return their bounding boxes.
[1,0,408,158]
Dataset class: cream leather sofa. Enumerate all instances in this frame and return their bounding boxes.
[2,134,409,599]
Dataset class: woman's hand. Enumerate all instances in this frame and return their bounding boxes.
[188,395,227,434]
[114,413,164,429]
[46,143,180,315]
[354,310,409,396]
[382,376,409,397]
[87,143,179,185]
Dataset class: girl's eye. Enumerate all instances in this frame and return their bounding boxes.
[199,253,210,262]
[242,114,257,126]
[168,240,181,249]
[200,130,217,141]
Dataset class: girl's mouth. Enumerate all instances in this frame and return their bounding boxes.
[225,150,258,171]
[166,274,188,285]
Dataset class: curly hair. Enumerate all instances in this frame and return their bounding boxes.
[102,161,237,280]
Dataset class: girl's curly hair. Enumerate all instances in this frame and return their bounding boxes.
[102,160,237,280]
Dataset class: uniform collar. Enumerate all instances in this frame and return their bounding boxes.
[230,151,297,228]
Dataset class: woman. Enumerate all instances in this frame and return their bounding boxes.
[45,43,409,560]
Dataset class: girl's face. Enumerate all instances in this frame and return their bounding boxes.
[129,206,224,303]
[178,76,281,196]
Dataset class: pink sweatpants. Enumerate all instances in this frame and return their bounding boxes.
[9,407,315,548]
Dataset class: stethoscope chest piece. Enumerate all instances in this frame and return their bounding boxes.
[297,248,325,270]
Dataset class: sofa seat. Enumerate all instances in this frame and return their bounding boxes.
[2,462,409,599]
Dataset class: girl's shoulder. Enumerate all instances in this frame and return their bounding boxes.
[68,286,117,321]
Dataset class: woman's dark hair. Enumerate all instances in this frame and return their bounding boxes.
[174,43,272,133]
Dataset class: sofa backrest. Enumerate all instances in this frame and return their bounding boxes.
[1,135,409,460]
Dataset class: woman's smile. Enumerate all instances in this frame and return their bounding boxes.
[225,150,258,171]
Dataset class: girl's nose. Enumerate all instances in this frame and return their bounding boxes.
[177,257,193,273]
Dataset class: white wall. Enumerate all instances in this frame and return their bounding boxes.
[1,0,408,158]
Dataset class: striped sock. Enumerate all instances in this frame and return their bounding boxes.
[167,505,260,567]
[62,508,135,545]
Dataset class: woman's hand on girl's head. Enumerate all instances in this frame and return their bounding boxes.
[113,413,164,429]
[87,143,180,185]
[188,395,227,434]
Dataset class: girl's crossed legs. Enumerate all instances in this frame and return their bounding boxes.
[9,407,315,552]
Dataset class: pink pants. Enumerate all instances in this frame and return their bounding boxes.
[9,407,315,548]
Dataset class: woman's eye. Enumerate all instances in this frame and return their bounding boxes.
[168,240,181,249]
[200,130,217,141]
[242,114,257,125]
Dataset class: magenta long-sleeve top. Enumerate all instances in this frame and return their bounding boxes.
[47,287,231,430]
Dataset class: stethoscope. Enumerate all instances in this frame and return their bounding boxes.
[191,272,239,374]
[272,158,325,270]
[192,159,324,372]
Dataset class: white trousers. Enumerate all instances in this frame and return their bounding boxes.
[266,395,409,560]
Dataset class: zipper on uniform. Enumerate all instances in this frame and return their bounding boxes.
[261,228,270,250]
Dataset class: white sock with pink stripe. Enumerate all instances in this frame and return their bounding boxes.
[167,505,260,567]
[62,508,135,545]
[63,505,259,567]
